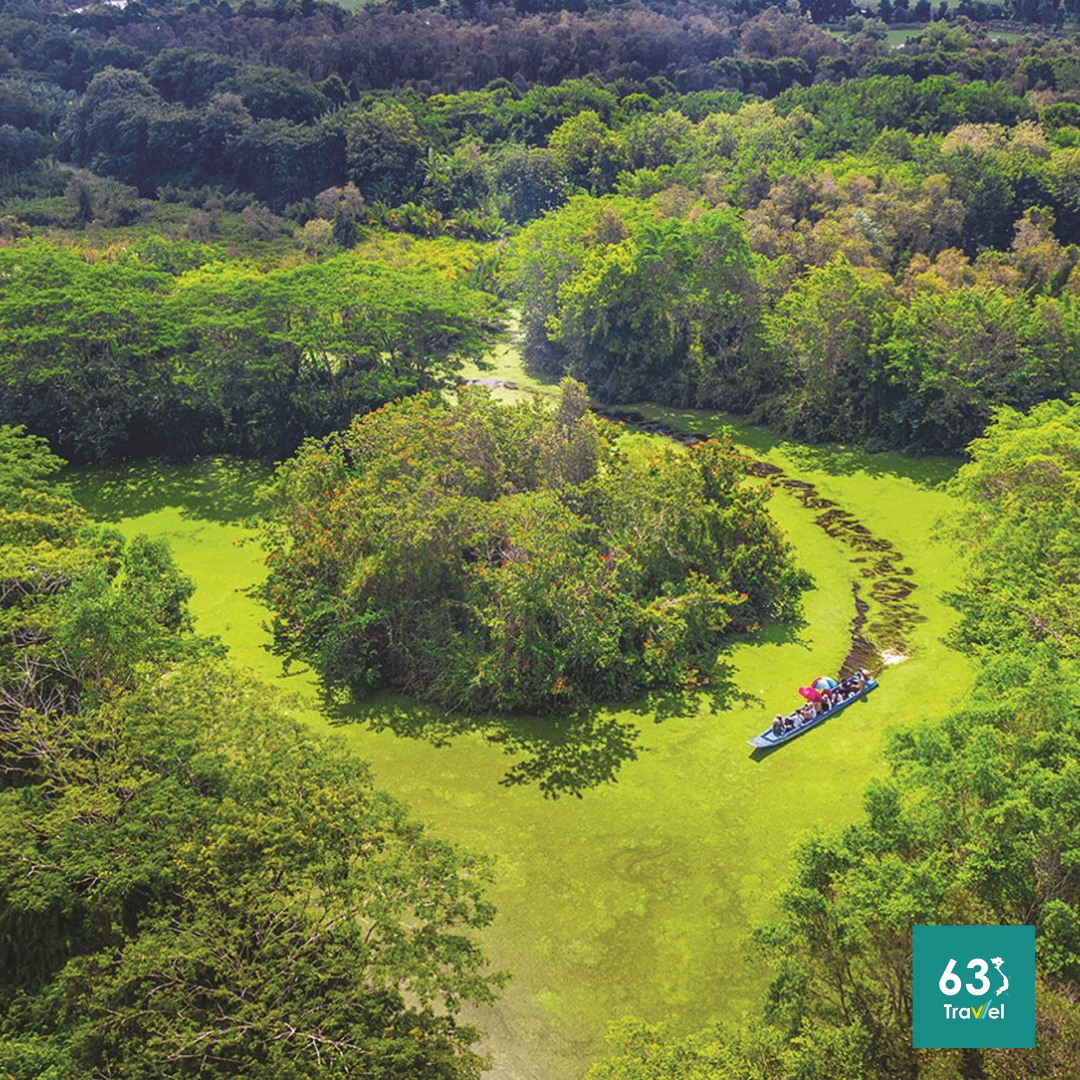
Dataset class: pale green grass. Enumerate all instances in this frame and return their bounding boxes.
[887,25,928,46]
[67,372,972,1079]
[883,22,1035,46]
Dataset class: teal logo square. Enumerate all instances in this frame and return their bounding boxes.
[913,925,1035,1048]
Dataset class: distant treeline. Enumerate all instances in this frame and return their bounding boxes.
[4,4,1080,458]
[4,0,1080,198]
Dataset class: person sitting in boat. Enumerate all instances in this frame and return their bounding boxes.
[847,670,868,691]
[783,713,796,732]
[772,715,784,736]
[798,705,814,725]
[838,671,867,700]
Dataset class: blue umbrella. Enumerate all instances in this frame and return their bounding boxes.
[814,676,839,691]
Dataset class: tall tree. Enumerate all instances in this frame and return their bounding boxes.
[763,254,894,441]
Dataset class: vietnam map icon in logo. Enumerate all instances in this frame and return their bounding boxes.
[913,925,1035,1048]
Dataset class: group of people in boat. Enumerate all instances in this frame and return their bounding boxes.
[770,670,868,737]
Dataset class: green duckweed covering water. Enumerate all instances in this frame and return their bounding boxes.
[67,359,973,1080]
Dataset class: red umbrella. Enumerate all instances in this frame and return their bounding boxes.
[798,685,823,704]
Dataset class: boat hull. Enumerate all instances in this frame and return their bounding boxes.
[748,678,879,749]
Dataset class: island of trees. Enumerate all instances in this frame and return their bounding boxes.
[261,379,807,713]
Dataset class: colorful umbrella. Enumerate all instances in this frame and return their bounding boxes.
[814,676,839,691]
[798,686,823,703]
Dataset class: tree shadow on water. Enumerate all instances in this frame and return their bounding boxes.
[324,690,641,800]
[620,659,764,725]
[65,457,271,524]
[322,659,762,800]
[776,440,960,487]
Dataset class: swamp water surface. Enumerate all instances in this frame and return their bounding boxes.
[68,393,973,1080]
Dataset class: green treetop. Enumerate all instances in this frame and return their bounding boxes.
[261,380,806,714]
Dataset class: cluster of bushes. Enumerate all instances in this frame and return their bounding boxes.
[0,426,503,1077]
[589,397,1080,1078]
[260,380,807,714]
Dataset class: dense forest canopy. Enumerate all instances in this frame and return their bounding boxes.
[0,239,499,460]
[5,0,1080,456]
[6,0,1080,209]
[5,0,1080,1072]
[511,189,1080,449]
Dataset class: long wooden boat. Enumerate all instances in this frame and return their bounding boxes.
[747,674,879,749]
